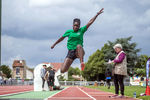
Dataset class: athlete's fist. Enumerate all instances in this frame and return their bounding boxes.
[51,45,55,49]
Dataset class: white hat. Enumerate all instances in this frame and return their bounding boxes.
[113,44,122,49]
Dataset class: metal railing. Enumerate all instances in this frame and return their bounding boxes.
[59,81,131,86]
[0,79,33,86]
[1,80,149,86]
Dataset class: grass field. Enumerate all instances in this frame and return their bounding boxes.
[85,86,150,100]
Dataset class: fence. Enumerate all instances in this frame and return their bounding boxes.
[59,81,131,86]
[1,80,149,86]
[0,79,33,86]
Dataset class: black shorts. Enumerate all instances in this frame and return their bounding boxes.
[66,50,77,60]
[47,76,54,86]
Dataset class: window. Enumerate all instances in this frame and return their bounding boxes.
[16,76,20,79]
[16,67,20,75]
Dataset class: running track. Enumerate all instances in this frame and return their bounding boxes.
[0,86,137,100]
[0,85,33,95]
[48,86,137,100]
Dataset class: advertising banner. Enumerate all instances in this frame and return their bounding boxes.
[146,58,150,86]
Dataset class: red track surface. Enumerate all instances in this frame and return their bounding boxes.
[48,86,137,100]
[49,87,92,100]
[0,86,137,100]
[0,85,33,95]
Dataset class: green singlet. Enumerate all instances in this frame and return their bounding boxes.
[62,25,87,50]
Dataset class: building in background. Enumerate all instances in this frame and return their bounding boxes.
[12,60,34,79]
[12,61,66,80]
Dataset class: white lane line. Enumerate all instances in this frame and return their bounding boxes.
[0,90,33,97]
[48,97,90,99]
[77,87,96,100]
[88,92,113,95]
[44,87,69,100]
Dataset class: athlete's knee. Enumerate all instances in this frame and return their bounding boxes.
[76,45,82,49]
[60,67,66,73]
[60,69,65,73]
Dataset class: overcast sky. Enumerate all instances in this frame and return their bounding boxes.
[2,0,150,69]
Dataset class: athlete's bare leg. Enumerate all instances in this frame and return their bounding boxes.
[76,45,85,63]
[61,45,85,73]
[76,45,85,71]
[61,58,74,73]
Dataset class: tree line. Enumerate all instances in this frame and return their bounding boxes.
[0,36,149,81]
[82,36,149,81]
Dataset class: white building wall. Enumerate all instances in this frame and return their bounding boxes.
[63,72,68,80]
[26,69,33,79]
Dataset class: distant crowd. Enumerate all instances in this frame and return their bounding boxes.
[0,76,33,86]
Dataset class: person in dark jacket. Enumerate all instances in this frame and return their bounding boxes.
[45,67,55,91]
[105,69,112,89]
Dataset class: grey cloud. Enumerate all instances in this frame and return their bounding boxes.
[2,0,150,68]
[2,35,67,67]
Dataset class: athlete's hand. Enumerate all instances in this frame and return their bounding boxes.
[97,8,104,15]
[51,45,55,49]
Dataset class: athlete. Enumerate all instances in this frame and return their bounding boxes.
[51,8,104,73]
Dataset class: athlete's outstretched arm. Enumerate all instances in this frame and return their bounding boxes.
[86,8,104,29]
[51,36,65,49]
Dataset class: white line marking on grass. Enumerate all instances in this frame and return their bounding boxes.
[77,87,96,100]
[44,87,69,100]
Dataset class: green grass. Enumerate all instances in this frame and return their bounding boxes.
[85,86,150,100]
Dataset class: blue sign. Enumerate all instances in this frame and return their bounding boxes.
[106,77,111,79]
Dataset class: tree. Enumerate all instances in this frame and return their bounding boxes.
[135,55,148,68]
[83,49,106,81]
[74,67,81,75]
[58,76,66,81]
[0,65,12,78]
[82,36,141,80]
[134,68,146,76]
[67,67,81,81]
[134,55,149,77]
[104,36,140,68]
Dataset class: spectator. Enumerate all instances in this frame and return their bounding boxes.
[109,44,127,98]
[105,69,112,89]
[45,67,55,91]
[41,65,47,91]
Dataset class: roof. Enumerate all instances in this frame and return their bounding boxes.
[51,63,63,71]
[12,60,26,67]
[26,66,34,72]
[43,62,63,71]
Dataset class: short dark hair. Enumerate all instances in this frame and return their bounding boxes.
[73,18,80,25]
[43,65,46,67]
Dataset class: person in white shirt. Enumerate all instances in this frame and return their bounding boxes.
[41,65,47,91]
